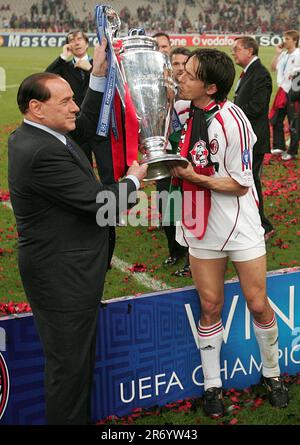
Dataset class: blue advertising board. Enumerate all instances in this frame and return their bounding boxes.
[0,268,299,424]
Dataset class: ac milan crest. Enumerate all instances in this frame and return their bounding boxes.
[0,352,9,420]
[190,140,209,167]
[210,138,219,155]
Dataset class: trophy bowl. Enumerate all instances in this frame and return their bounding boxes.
[118,35,188,181]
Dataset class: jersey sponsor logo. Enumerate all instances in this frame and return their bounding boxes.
[0,352,10,420]
[210,138,219,155]
[242,148,250,166]
[190,140,208,167]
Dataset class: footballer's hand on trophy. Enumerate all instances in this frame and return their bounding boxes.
[74,59,92,71]
[61,43,73,60]
[92,39,108,77]
[138,144,146,155]
[127,160,148,181]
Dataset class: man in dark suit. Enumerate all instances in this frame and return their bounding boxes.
[45,29,115,184]
[46,29,117,269]
[233,36,275,240]
[8,40,147,425]
[45,29,92,108]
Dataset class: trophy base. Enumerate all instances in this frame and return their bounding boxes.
[140,154,188,181]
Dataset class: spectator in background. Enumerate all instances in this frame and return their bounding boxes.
[169,46,192,276]
[270,29,300,160]
[232,36,275,241]
[153,31,172,55]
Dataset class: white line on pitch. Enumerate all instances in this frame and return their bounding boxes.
[2,84,19,89]
[1,201,13,210]
[112,256,169,291]
[2,200,165,291]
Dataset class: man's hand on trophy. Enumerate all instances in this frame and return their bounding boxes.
[92,38,108,77]
[127,160,148,182]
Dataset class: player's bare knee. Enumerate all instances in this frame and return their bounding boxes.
[246,296,269,318]
[200,300,223,320]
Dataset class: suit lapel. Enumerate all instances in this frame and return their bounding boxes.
[235,59,260,95]
[241,59,260,83]
[66,137,96,179]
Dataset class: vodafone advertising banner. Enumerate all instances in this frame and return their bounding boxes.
[169,34,283,47]
[170,34,239,47]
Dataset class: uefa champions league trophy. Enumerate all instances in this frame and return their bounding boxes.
[103,6,188,181]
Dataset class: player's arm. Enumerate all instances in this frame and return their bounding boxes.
[168,162,249,196]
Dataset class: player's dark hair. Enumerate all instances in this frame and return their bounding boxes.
[17,72,60,114]
[189,49,235,102]
[234,36,259,56]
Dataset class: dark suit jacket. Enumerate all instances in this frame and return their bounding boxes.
[8,88,136,311]
[234,58,272,154]
[46,56,92,106]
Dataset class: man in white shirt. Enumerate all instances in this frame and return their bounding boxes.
[270,29,300,160]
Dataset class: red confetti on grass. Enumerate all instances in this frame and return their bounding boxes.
[0,190,10,202]
[0,302,31,316]
[229,418,238,425]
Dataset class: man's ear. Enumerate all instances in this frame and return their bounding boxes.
[28,99,44,118]
[206,83,217,96]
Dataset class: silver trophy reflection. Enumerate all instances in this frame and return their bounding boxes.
[105,7,188,181]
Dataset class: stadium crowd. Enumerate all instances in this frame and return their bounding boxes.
[0,0,300,34]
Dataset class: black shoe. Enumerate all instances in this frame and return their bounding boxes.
[262,376,289,408]
[174,265,191,277]
[164,255,179,265]
[202,387,225,418]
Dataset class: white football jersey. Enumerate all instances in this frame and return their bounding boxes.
[176,100,265,251]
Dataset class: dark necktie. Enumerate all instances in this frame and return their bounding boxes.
[65,137,81,160]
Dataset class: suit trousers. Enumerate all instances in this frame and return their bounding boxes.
[252,153,273,234]
[272,99,299,155]
[31,303,100,425]
[156,177,187,258]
